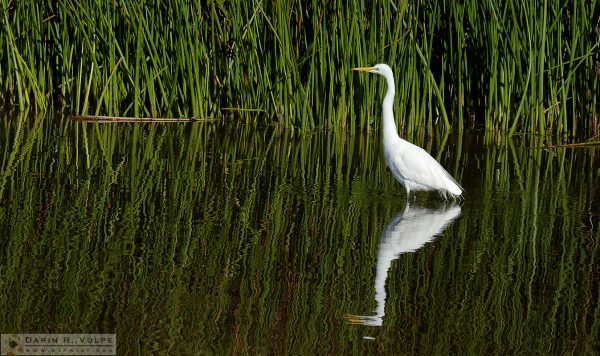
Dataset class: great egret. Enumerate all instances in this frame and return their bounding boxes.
[353,64,463,201]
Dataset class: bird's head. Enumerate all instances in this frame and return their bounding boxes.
[352,63,393,77]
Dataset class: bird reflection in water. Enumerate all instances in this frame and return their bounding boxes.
[345,203,462,326]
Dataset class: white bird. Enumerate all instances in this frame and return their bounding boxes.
[353,64,463,201]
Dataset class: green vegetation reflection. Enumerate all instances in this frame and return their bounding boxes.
[0,112,599,354]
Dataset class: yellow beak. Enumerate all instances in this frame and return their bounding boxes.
[352,66,377,71]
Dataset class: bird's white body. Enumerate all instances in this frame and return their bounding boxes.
[383,134,462,198]
[353,63,463,200]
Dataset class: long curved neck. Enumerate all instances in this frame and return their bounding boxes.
[381,74,398,141]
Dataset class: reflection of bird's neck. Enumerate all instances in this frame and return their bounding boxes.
[382,75,398,143]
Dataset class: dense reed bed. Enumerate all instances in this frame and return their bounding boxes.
[1,112,599,353]
[0,1,599,134]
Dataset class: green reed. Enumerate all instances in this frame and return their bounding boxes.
[0,1,599,135]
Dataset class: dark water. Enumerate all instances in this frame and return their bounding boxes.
[1,113,599,354]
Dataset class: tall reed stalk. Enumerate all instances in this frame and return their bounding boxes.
[0,1,598,136]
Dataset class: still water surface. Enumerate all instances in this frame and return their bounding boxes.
[1,113,599,354]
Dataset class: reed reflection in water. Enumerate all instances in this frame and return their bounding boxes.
[1,112,599,354]
[346,203,462,327]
